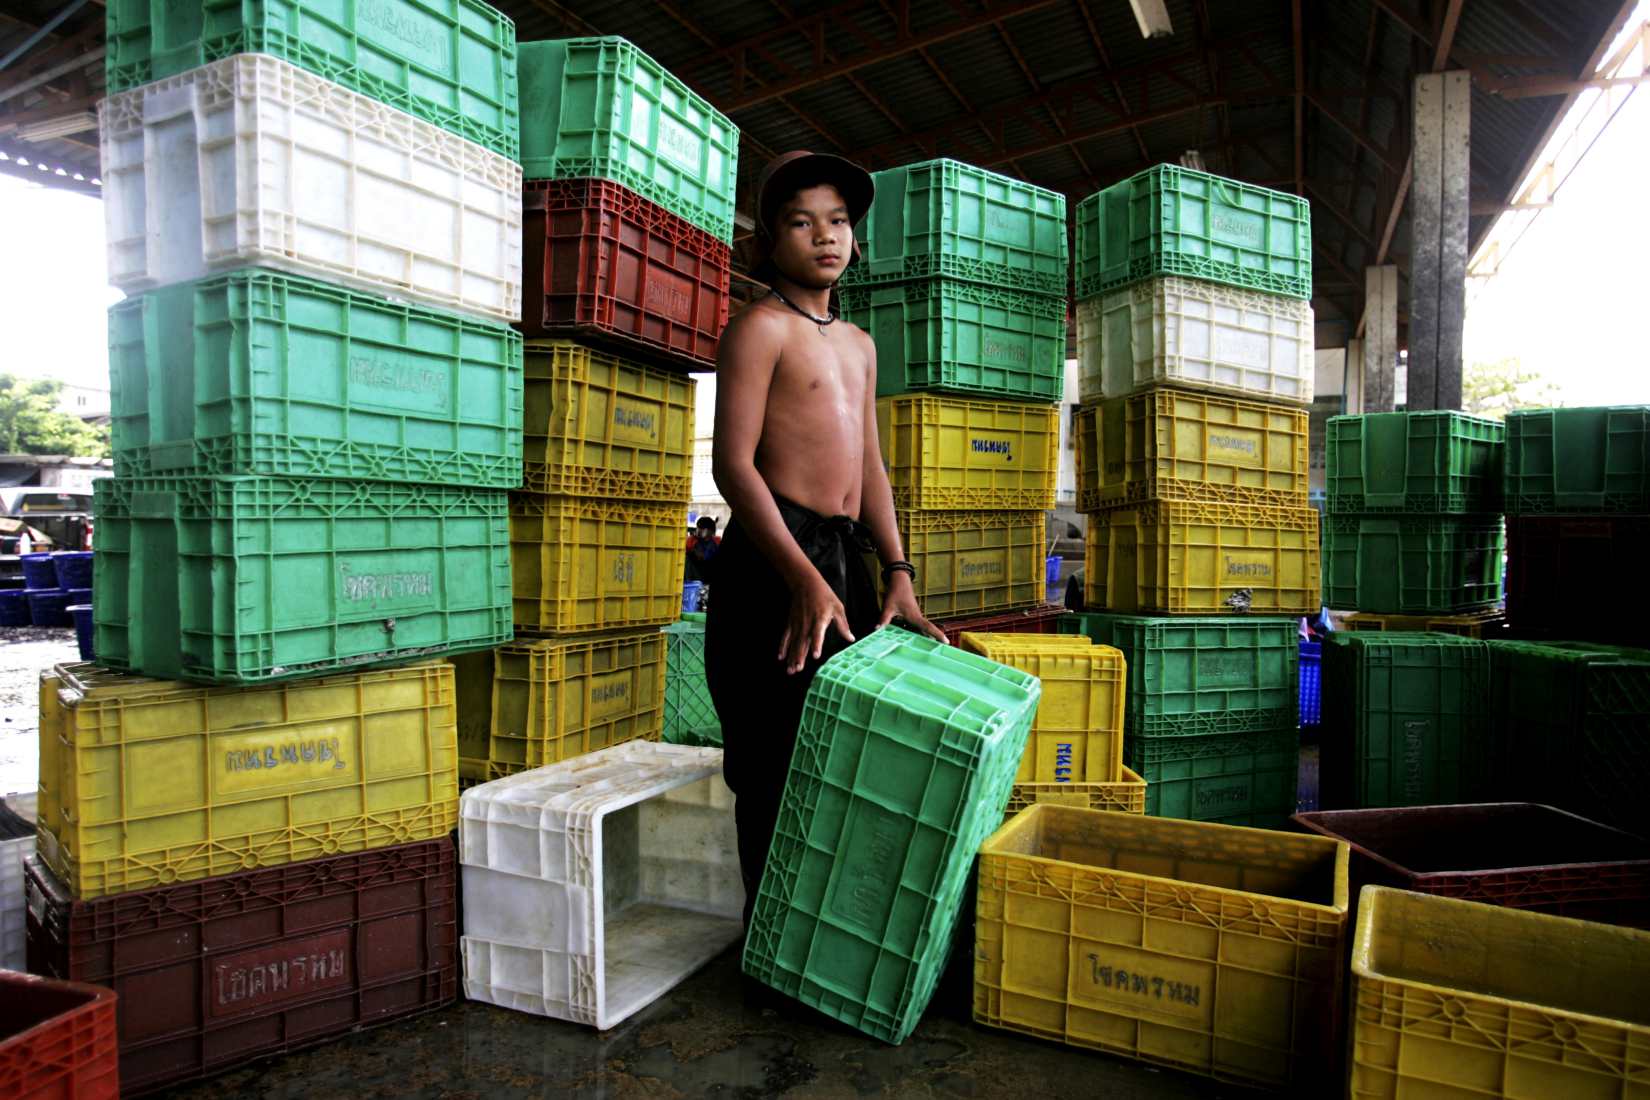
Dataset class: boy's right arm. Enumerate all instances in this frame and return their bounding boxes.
[711,312,855,674]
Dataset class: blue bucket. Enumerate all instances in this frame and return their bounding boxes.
[1045,555,1062,587]
[681,581,703,614]
[20,553,56,590]
[0,589,30,627]
[65,588,91,607]
[68,605,94,661]
[52,551,93,591]
[26,589,71,627]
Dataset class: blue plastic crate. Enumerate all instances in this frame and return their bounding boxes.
[1299,639,1322,726]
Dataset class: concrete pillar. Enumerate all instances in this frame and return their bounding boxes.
[1408,71,1470,410]
[1344,339,1365,414]
[1362,265,1399,412]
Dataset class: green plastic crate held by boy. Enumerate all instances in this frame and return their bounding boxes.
[705,151,949,925]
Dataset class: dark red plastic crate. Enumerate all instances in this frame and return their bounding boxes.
[25,838,457,1097]
[1292,803,1650,927]
[0,971,119,1100]
[521,177,731,371]
[1506,514,1650,646]
[933,603,1070,647]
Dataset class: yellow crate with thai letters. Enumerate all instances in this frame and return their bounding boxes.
[35,660,458,899]
[511,492,685,634]
[1076,388,1308,511]
[878,394,1059,510]
[488,630,664,772]
[896,508,1045,618]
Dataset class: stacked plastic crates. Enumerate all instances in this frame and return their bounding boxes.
[837,160,1066,631]
[21,2,525,1087]
[1067,165,1318,828]
[452,36,736,782]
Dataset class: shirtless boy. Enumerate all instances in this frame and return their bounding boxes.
[706,151,947,921]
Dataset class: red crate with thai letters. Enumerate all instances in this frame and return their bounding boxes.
[933,603,1070,647]
[24,838,456,1097]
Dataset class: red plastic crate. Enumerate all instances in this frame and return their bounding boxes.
[1506,515,1650,646]
[0,971,119,1100]
[25,838,457,1097]
[1292,803,1650,927]
[521,177,731,371]
[933,603,1070,647]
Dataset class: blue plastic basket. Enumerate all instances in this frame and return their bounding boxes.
[20,553,56,590]
[0,589,30,627]
[1299,639,1322,726]
[1045,555,1062,587]
[68,603,93,660]
[682,581,703,614]
[26,589,70,627]
[52,551,93,590]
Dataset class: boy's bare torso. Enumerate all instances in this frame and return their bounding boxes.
[740,298,873,519]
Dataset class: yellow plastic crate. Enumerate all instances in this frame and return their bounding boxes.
[1342,609,1507,637]
[1005,766,1146,818]
[878,395,1059,511]
[511,492,685,634]
[1351,885,1650,1098]
[897,509,1045,618]
[1076,389,1308,511]
[1085,499,1320,615]
[975,806,1349,1091]
[36,660,458,899]
[959,632,1125,785]
[489,630,664,771]
[451,649,494,779]
[522,340,695,501]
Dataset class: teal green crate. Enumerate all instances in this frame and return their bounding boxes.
[1126,727,1299,828]
[1489,640,1650,838]
[1321,633,1490,809]
[840,278,1065,402]
[1059,612,1298,735]
[837,159,1067,295]
[662,616,720,747]
[1323,513,1503,614]
[1326,412,1504,513]
[518,38,738,241]
[1503,406,1650,514]
[743,628,1038,1044]
[109,269,523,488]
[93,476,512,684]
[104,0,520,160]
[1075,165,1312,300]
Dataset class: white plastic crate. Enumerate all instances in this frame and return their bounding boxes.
[1076,275,1313,406]
[101,53,523,324]
[458,742,742,1029]
[2,791,36,972]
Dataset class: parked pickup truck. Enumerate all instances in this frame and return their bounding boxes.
[0,489,93,586]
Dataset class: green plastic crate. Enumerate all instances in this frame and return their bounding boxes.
[662,615,720,747]
[104,0,521,160]
[1059,612,1298,735]
[1503,406,1650,514]
[838,159,1067,295]
[518,38,739,241]
[1323,514,1504,614]
[840,278,1065,402]
[743,628,1038,1044]
[1126,727,1299,828]
[1326,412,1504,513]
[1075,165,1312,300]
[93,476,512,684]
[108,269,524,488]
[1321,633,1490,809]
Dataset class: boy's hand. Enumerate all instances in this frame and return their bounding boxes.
[779,571,855,674]
[878,572,948,643]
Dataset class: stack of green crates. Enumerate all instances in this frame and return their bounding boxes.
[842,160,1066,621]
[1322,411,1506,615]
[1060,613,1301,827]
[662,613,720,747]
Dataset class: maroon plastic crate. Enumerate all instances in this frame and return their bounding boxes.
[0,971,119,1100]
[521,177,731,371]
[1507,514,1650,646]
[1292,803,1650,927]
[933,603,1070,647]
[25,838,457,1097]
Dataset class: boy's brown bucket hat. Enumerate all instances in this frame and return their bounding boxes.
[749,150,874,287]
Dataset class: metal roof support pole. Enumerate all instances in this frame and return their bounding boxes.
[0,0,90,73]
[1407,70,1471,410]
[1362,264,1399,413]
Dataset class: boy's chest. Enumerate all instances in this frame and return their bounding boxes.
[774,337,868,405]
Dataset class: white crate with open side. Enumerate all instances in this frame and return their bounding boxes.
[2,791,37,972]
[100,53,523,324]
[1076,275,1313,406]
[459,742,742,1029]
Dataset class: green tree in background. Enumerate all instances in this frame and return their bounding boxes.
[0,374,109,457]
[1463,357,1562,420]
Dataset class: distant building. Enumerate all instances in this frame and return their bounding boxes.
[54,383,110,420]
[0,454,113,497]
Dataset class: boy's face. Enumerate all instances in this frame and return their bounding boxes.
[768,183,853,289]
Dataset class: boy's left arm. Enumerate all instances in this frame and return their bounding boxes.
[858,336,948,642]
